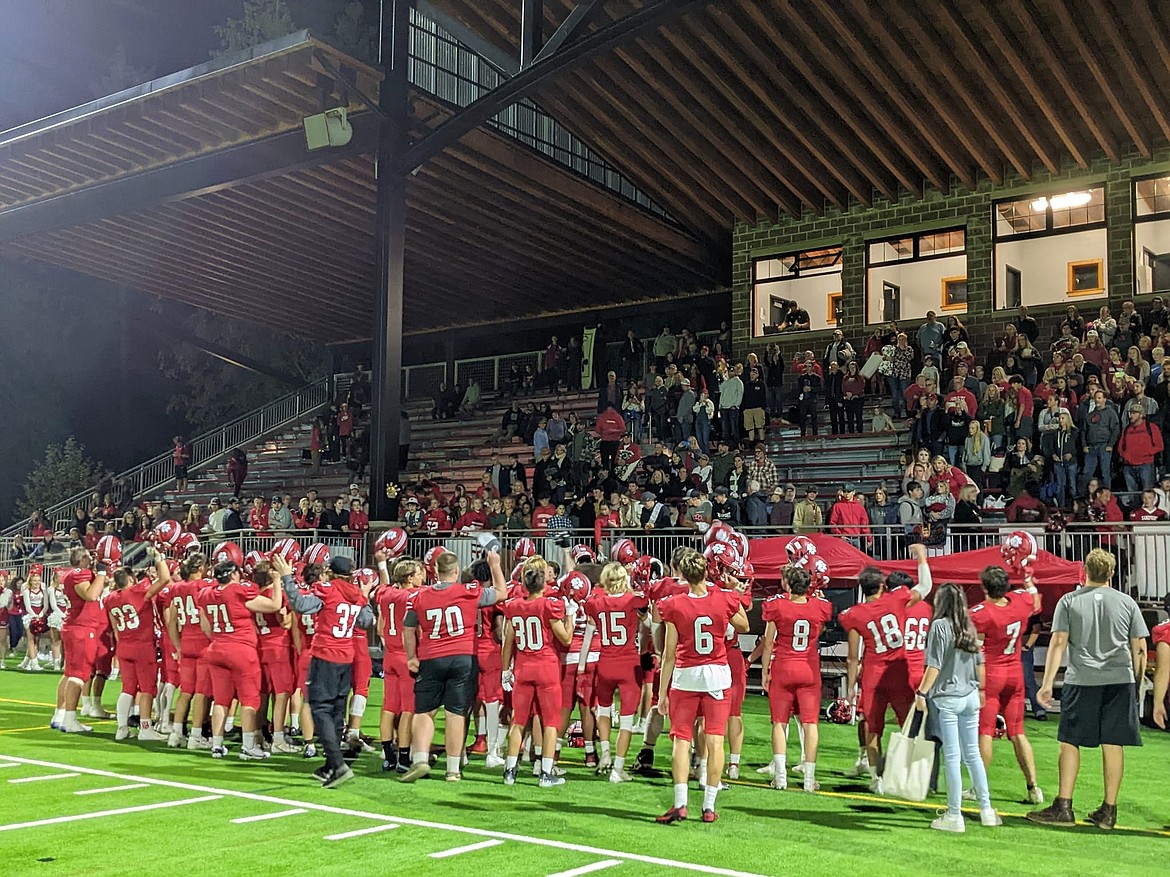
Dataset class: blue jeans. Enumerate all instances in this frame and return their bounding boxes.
[722,407,740,443]
[1021,647,1044,717]
[886,376,910,417]
[626,410,643,443]
[766,385,784,418]
[945,444,962,467]
[674,418,693,446]
[1080,445,1111,492]
[1123,462,1155,493]
[695,412,711,455]
[934,690,992,815]
[1054,459,1077,507]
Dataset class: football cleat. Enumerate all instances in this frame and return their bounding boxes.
[609,769,633,784]
[187,736,211,750]
[445,772,462,783]
[115,726,131,741]
[239,746,271,761]
[503,768,517,786]
[485,753,506,769]
[585,752,599,769]
[701,809,718,823]
[756,762,776,776]
[137,727,166,742]
[60,720,93,734]
[302,743,318,758]
[656,806,688,824]
[727,764,739,780]
[538,772,565,788]
[869,776,885,795]
[770,774,788,791]
[845,756,869,778]
[211,746,228,759]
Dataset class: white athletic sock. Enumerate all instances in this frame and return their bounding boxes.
[613,755,625,772]
[534,745,543,758]
[243,731,256,751]
[797,724,806,761]
[584,741,595,754]
[555,739,562,754]
[140,718,152,732]
[804,762,816,785]
[599,740,611,760]
[224,716,235,733]
[64,710,78,722]
[698,758,708,782]
[273,731,286,745]
[729,753,741,766]
[673,783,688,809]
[411,751,427,765]
[702,784,718,811]
[51,709,64,725]
[212,735,224,748]
[446,755,460,774]
[505,755,518,770]
[773,753,786,775]
[115,693,132,728]
[291,713,301,732]
[541,756,554,775]
[485,701,501,750]
[81,695,92,710]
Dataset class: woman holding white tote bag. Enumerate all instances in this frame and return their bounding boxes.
[915,583,1001,833]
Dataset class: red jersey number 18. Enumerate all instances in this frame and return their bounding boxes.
[865,614,903,654]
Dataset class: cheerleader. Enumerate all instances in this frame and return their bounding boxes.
[0,578,13,670]
[47,569,69,671]
[20,566,49,671]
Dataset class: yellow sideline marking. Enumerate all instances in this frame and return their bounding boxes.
[0,697,58,707]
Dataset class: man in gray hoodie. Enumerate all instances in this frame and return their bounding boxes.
[719,364,745,446]
[1078,389,1120,494]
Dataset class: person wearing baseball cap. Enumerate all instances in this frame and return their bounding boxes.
[639,491,669,531]
[793,485,823,534]
[682,487,713,534]
[829,483,871,549]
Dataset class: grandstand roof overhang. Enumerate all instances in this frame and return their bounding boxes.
[0,30,723,342]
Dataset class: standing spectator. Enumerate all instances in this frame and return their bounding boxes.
[962,421,991,490]
[172,436,192,493]
[1079,389,1119,493]
[1006,376,1034,445]
[792,486,823,534]
[337,403,354,457]
[310,417,324,475]
[222,496,245,533]
[1015,305,1039,344]
[652,326,677,373]
[618,330,644,383]
[741,366,768,443]
[828,484,871,550]
[898,481,925,542]
[692,390,714,455]
[622,386,645,444]
[1028,549,1148,830]
[597,370,621,413]
[595,407,626,473]
[248,496,270,538]
[1042,413,1079,507]
[532,418,550,463]
[882,333,914,418]
[943,397,973,468]
[841,361,866,433]
[915,582,1000,832]
[745,444,779,496]
[647,376,670,444]
[719,365,744,445]
[227,449,248,498]
[824,361,845,436]
[675,379,697,445]
[770,483,797,531]
[917,311,946,361]
[795,368,821,437]
[1118,407,1163,492]
[546,411,568,449]
[268,495,293,534]
[764,343,785,421]
[822,328,856,372]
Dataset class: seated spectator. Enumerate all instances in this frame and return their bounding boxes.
[454,496,490,535]
[547,502,574,539]
[492,401,522,445]
[267,495,293,533]
[776,299,810,332]
[422,497,451,534]
[1005,484,1047,524]
[681,488,713,534]
[475,471,500,503]
[593,501,621,547]
[871,405,896,433]
[1130,489,1167,522]
[1004,438,1044,499]
[459,378,483,416]
[531,494,556,536]
[490,496,526,532]
[637,491,670,532]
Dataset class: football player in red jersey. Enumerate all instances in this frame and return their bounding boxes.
[198,558,283,760]
[501,557,573,787]
[1153,618,1169,729]
[584,561,649,782]
[468,555,507,768]
[50,548,111,733]
[279,554,374,788]
[251,557,298,755]
[163,554,215,750]
[376,555,424,773]
[971,565,1044,803]
[401,548,507,783]
[105,555,171,741]
[760,565,833,792]
[840,543,933,793]
[656,549,749,825]
[290,562,324,756]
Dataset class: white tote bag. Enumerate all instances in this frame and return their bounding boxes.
[882,709,936,802]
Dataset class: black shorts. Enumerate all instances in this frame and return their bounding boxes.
[1058,682,1142,748]
[175,464,189,479]
[414,655,475,716]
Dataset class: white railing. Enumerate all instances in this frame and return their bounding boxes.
[4,376,335,538]
[403,362,447,401]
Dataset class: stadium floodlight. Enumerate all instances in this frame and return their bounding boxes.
[303,107,353,150]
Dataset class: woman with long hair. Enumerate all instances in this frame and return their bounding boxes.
[1125,345,1150,384]
[915,582,999,832]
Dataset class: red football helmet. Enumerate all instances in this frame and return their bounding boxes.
[610,538,638,565]
[808,556,830,591]
[270,538,302,565]
[374,528,408,558]
[242,550,266,577]
[786,535,817,566]
[630,555,654,590]
[993,713,1008,740]
[150,520,182,550]
[826,698,855,724]
[509,561,526,584]
[703,519,730,546]
[95,535,122,567]
[424,545,449,579]
[513,537,537,561]
[1001,530,1037,571]
[353,568,379,590]
[570,544,596,564]
[558,570,591,603]
[210,540,243,568]
[302,543,332,567]
[173,532,200,558]
[739,560,756,583]
[166,559,183,577]
[704,540,742,575]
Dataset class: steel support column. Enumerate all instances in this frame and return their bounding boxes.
[369,0,413,520]
[521,0,544,69]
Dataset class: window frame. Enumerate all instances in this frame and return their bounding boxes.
[1133,174,1170,222]
[1067,259,1105,297]
[866,227,967,268]
[992,188,1106,242]
[940,276,968,311]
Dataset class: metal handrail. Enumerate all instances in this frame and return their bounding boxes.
[4,375,336,538]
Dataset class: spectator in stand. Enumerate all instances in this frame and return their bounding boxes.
[546,411,568,449]
[1118,407,1163,492]
[1130,489,1167,522]
[180,502,203,535]
[675,379,697,445]
[421,497,451,535]
[764,343,785,422]
[248,496,270,538]
[841,361,866,433]
[636,491,670,534]
[622,385,645,444]
[222,496,246,533]
[459,378,483,416]
[829,484,871,550]
[742,367,768,443]
[454,496,490,535]
[1089,305,1118,348]
[777,299,811,332]
[1124,378,1158,422]
[792,485,823,534]
[680,488,713,534]
[719,364,744,445]
[172,436,192,493]
[795,367,821,438]
[824,361,844,436]
[491,401,522,446]
[337,403,354,458]
[293,497,316,530]
[531,417,550,463]
[490,496,526,532]
[348,499,369,543]
[1004,438,1045,499]
[597,370,621,414]
[872,405,896,433]
[898,480,925,543]
[769,483,796,530]
[691,390,714,455]
[1005,375,1034,445]
[226,449,248,498]
[910,393,945,458]
[1015,305,1039,344]
[647,376,670,444]
[707,485,737,525]
[822,328,856,372]
[1005,480,1047,524]
[917,311,946,362]
[617,330,644,383]
[650,326,675,373]
[882,333,915,419]
[958,420,990,490]
[1079,388,1120,493]
[943,396,973,468]
[1042,413,1079,507]
[268,495,292,534]
[595,406,626,473]
[745,443,779,495]
[321,497,350,537]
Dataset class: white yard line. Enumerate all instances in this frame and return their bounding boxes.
[0,796,221,832]
[0,755,772,877]
[325,824,401,841]
[429,839,506,858]
[0,762,19,768]
[74,783,150,795]
[9,772,81,783]
[231,809,308,824]
[548,861,622,877]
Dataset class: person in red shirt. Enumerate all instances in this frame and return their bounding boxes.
[1152,619,1169,729]
[162,554,215,750]
[376,555,424,774]
[454,496,490,535]
[250,557,298,755]
[469,554,507,768]
[401,549,507,783]
[584,562,649,783]
[1130,489,1168,522]
[1118,408,1165,492]
[198,558,282,760]
[106,556,170,741]
[289,562,323,754]
[828,484,872,550]
[501,557,573,788]
[347,499,369,551]
[840,544,934,793]
[761,565,832,791]
[531,495,556,537]
[50,549,111,734]
[248,497,270,539]
[655,549,749,824]
[421,497,451,535]
[280,554,373,787]
[971,565,1044,804]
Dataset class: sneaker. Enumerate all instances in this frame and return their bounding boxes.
[322,765,355,789]
[503,768,517,786]
[980,809,1003,827]
[727,764,739,780]
[188,736,212,751]
[1086,803,1117,831]
[656,806,688,824]
[962,788,977,801]
[313,764,331,783]
[137,727,166,742]
[790,763,806,776]
[931,811,965,833]
[485,753,506,769]
[302,743,318,758]
[609,769,633,783]
[88,706,112,719]
[157,721,173,735]
[396,755,410,774]
[211,746,228,759]
[1027,785,1045,805]
[115,726,131,741]
[1034,710,1048,721]
[756,762,776,777]
[239,746,271,761]
[445,772,462,783]
[845,757,870,778]
[868,776,884,795]
[538,772,565,788]
[584,752,599,769]
[701,809,718,823]
[470,735,487,754]
[400,762,431,783]
[60,720,93,734]
[27,661,42,672]
[634,747,655,773]
[770,774,788,791]
[271,740,300,755]
[1026,798,1075,827]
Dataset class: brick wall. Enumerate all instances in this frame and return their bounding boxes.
[732,146,1170,364]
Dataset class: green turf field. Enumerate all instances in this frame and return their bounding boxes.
[0,671,1166,877]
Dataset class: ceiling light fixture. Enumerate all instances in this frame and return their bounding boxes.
[1031,197,1048,212]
